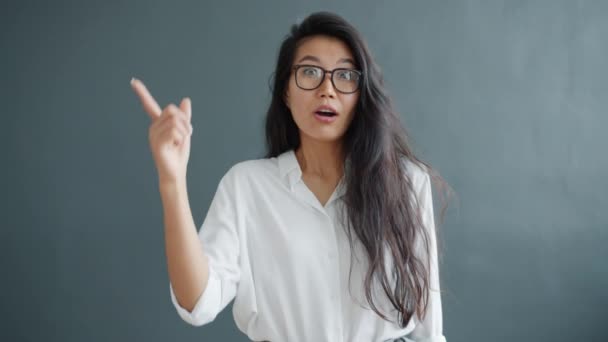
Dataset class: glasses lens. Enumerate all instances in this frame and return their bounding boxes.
[295,66,361,93]
[333,69,360,93]
[296,66,323,90]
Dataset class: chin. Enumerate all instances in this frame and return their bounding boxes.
[301,129,346,144]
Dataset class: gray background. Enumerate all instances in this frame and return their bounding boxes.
[2,0,606,341]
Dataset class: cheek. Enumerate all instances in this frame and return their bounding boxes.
[344,96,359,118]
[288,91,312,116]
[286,79,306,110]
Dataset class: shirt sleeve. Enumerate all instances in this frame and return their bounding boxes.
[169,168,241,326]
[406,171,447,342]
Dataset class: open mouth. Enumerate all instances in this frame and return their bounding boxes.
[315,110,337,117]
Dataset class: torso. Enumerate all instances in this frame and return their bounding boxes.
[188,149,430,341]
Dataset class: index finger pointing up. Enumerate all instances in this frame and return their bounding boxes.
[130,77,162,119]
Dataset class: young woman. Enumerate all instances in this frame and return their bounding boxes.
[131,11,448,342]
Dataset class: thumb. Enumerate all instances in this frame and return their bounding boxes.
[180,97,192,120]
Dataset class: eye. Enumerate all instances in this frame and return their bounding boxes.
[336,70,355,81]
[301,66,321,77]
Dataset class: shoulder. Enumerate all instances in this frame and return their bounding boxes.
[218,155,281,188]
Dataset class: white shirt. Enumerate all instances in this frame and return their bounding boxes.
[169,149,446,342]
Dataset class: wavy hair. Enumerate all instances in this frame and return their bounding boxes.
[264,11,451,327]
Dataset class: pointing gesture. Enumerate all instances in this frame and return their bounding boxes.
[131,77,193,185]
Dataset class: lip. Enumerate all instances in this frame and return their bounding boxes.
[314,112,338,123]
[313,104,339,123]
[314,104,338,115]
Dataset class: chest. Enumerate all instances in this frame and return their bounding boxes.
[240,186,401,319]
[244,187,348,283]
[300,173,341,207]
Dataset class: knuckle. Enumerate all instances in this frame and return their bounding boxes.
[172,126,184,136]
[172,130,183,141]
[164,104,178,116]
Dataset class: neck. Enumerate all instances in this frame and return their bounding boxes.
[295,136,344,180]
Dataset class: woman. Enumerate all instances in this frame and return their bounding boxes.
[131,11,449,342]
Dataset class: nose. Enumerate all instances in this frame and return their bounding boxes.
[317,72,336,98]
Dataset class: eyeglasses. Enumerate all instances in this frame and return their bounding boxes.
[292,64,362,94]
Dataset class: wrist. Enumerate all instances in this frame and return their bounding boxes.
[159,176,187,192]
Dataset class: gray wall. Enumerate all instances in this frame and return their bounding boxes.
[2,0,606,341]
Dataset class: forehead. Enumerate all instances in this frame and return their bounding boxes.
[294,35,355,66]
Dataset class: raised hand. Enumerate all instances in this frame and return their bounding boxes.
[131,77,193,185]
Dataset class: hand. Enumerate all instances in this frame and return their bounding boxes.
[130,77,193,184]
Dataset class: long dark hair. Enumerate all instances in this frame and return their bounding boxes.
[264,11,451,327]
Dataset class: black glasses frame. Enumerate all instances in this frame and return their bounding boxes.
[292,64,362,94]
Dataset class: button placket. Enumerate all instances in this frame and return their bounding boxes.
[325,207,344,341]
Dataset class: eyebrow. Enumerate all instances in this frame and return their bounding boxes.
[296,55,356,67]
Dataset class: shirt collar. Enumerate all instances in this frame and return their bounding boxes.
[278,149,302,191]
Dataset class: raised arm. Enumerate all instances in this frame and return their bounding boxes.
[131,78,209,312]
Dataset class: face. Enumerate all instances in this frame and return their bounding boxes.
[284,35,360,146]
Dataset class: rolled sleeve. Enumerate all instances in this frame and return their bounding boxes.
[407,171,446,342]
[169,266,222,326]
